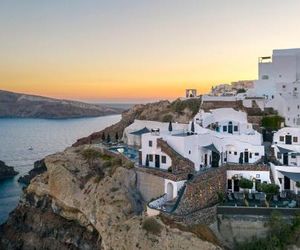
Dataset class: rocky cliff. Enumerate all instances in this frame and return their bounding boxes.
[0,146,219,250]
[0,160,18,180]
[73,98,201,146]
[0,90,123,118]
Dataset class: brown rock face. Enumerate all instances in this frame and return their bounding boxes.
[0,146,220,250]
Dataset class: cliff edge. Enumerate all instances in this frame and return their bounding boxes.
[0,146,219,250]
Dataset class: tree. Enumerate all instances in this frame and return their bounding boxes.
[168,121,173,132]
[81,148,102,168]
[106,134,111,143]
[191,121,195,133]
[257,183,280,201]
[239,178,253,191]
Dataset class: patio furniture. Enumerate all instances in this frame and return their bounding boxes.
[227,193,234,201]
[280,191,287,199]
[233,192,239,200]
[259,193,266,201]
[288,200,297,208]
[248,193,253,200]
[238,193,245,200]
[255,193,261,201]
[273,195,279,202]
[283,201,289,207]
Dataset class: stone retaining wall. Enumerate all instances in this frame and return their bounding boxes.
[175,167,227,214]
[157,138,195,175]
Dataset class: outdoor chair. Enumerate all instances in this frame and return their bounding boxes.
[288,200,297,208]
[283,201,289,207]
[227,193,234,201]
[248,193,253,200]
[273,195,278,202]
[233,193,239,200]
[238,193,245,200]
[255,193,261,201]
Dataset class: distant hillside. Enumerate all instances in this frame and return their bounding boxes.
[0,90,124,119]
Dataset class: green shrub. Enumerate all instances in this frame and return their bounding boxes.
[162,114,173,122]
[171,98,201,115]
[124,161,134,169]
[239,178,253,190]
[257,183,279,201]
[261,115,284,131]
[142,217,163,235]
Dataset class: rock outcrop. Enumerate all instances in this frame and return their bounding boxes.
[18,159,47,186]
[0,89,124,118]
[0,160,18,180]
[0,146,219,250]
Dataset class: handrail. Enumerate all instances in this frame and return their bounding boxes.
[169,184,186,213]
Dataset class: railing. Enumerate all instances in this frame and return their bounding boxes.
[148,194,167,210]
[217,206,300,216]
[169,184,187,213]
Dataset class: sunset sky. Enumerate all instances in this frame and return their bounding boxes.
[1,0,300,102]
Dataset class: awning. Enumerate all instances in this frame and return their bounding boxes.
[130,127,150,136]
[203,144,220,154]
[279,171,300,182]
[277,146,294,154]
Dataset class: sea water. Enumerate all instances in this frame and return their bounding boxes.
[0,115,121,224]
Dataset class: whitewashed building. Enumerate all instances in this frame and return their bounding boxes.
[140,108,265,172]
[270,127,300,193]
[249,49,300,127]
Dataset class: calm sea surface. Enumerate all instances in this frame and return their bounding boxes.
[0,115,121,224]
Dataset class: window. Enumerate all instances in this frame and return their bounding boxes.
[295,87,298,91]
[256,174,260,179]
[250,153,252,158]
[277,152,282,159]
[293,137,298,143]
[298,105,300,109]
[189,150,191,154]
[262,75,269,80]
[234,126,238,132]
[234,152,237,155]
[280,136,284,142]
[229,151,232,154]
[282,85,286,89]
[255,152,259,156]
[161,156,167,164]
[149,154,153,162]
[223,126,227,132]
[291,153,296,159]
[149,140,153,147]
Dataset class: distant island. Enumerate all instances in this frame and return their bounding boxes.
[0,90,125,119]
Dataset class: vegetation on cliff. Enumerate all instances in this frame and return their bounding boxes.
[235,212,300,250]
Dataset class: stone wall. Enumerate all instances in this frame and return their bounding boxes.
[201,100,244,112]
[136,171,165,202]
[163,205,217,225]
[175,167,227,215]
[157,138,195,175]
[226,164,269,171]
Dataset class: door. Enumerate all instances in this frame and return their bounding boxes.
[212,151,220,168]
[204,154,208,166]
[286,135,292,145]
[244,151,249,163]
[227,179,233,191]
[239,152,243,164]
[284,176,291,190]
[155,155,160,168]
[234,179,239,192]
[283,153,289,165]
[228,122,233,134]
